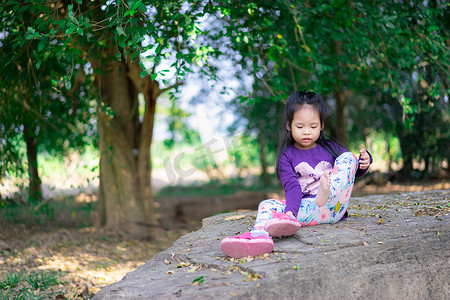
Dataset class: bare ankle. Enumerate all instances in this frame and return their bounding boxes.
[316,172,331,207]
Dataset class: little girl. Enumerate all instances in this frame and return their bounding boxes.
[221,91,372,258]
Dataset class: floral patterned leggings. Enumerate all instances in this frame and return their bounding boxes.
[252,152,359,236]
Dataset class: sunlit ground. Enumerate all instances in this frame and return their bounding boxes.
[0,223,195,298]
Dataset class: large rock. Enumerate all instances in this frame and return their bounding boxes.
[94,190,450,299]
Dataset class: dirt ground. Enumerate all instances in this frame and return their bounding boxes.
[1,181,449,298]
[0,219,200,298]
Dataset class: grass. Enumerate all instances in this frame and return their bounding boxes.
[0,195,96,228]
[0,270,76,300]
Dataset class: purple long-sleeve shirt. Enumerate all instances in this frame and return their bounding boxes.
[279,143,371,216]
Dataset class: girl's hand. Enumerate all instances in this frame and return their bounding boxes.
[359,149,371,170]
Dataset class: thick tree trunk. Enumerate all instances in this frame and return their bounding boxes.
[23,120,42,203]
[94,59,158,236]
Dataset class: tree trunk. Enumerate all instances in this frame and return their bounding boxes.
[94,59,158,236]
[387,138,393,172]
[23,120,42,203]
[398,134,413,176]
[257,126,270,186]
[334,90,348,147]
[332,39,348,147]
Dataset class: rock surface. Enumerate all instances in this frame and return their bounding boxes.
[94,190,450,299]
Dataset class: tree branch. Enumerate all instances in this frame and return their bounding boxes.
[158,81,184,96]
[67,67,86,98]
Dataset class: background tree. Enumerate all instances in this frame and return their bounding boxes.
[215,0,448,175]
[0,5,94,203]
[2,0,218,235]
[228,82,283,185]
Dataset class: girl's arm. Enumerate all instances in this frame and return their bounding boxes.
[333,141,372,177]
[278,152,304,217]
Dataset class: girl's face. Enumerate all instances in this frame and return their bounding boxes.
[288,105,323,150]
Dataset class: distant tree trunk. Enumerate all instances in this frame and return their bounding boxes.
[23,120,42,202]
[257,126,270,186]
[387,139,393,172]
[334,90,348,147]
[403,155,413,175]
[333,40,348,147]
[399,135,413,176]
[94,59,160,236]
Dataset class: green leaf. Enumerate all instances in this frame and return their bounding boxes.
[385,22,395,29]
[26,27,37,39]
[38,39,46,52]
[192,276,204,284]
[117,26,125,36]
[67,5,78,24]
[131,51,140,60]
[151,73,157,80]
[140,70,147,78]
[125,9,135,17]
[184,15,192,26]
[66,26,77,35]
[133,0,143,11]
[35,60,42,70]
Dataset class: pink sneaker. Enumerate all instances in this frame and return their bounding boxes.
[221,232,274,258]
[265,212,301,237]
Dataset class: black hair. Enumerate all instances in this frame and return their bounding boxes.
[275,91,343,179]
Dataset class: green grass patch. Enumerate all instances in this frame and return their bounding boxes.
[0,194,96,228]
[0,270,76,300]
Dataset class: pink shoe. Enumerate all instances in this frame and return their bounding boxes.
[265,212,301,237]
[221,232,274,258]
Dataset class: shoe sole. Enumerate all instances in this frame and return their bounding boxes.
[265,220,301,237]
[221,238,274,258]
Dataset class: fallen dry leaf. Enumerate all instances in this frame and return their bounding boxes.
[223,215,246,221]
